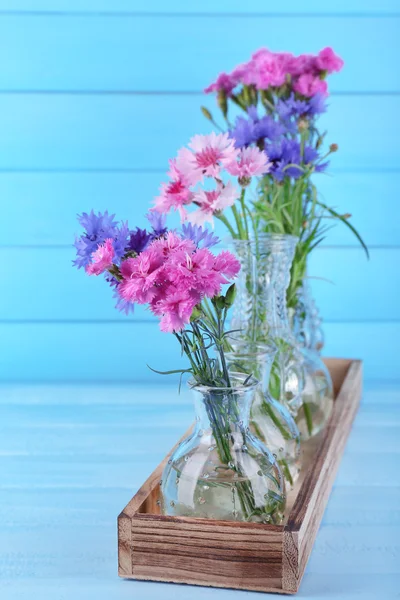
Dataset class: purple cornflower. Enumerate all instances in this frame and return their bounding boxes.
[106,275,135,315]
[127,227,151,254]
[181,223,220,248]
[73,210,119,269]
[266,139,322,181]
[146,211,168,238]
[229,115,257,148]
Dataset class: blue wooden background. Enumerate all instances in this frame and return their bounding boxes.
[0,1,399,382]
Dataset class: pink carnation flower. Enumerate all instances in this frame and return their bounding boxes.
[86,238,114,276]
[213,250,241,279]
[189,182,240,227]
[204,72,236,95]
[176,132,239,182]
[227,147,272,179]
[315,47,344,73]
[118,249,163,304]
[151,288,201,333]
[293,74,328,97]
[288,54,316,77]
[167,248,225,298]
[251,49,287,88]
[153,160,193,220]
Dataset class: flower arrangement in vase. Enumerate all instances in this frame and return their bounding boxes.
[202,46,368,353]
[73,205,286,522]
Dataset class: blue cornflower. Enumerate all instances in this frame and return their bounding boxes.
[146,211,168,238]
[127,227,151,254]
[307,93,327,116]
[106,275,135,315]
[181,223,220,249]
[229,115,257,148]
[73,210,119,269]
[113,220,130,262]
[254,115,286,142]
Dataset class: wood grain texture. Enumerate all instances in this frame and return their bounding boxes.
[118,358,362,594]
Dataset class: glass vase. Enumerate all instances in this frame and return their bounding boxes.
[225,342,301,488]
[160,374,286,524]
[290,273,325,354]
[230,235,333,440]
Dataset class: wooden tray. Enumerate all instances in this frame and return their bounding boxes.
[118,358,362,594]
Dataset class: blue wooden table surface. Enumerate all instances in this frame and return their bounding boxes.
[0,380,399,600]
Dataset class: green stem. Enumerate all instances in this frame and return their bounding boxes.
[303,401,314,436]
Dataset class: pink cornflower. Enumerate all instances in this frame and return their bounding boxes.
[315,47,344,74]
[204,72,236,95]
[293,74,328,97]
[153,160,193,220]
[227,147,272,179]
[189,182,240,227]
[176,132,239,182]
[86,238,114,276]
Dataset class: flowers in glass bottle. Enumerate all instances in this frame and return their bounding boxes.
[202,46,368,310]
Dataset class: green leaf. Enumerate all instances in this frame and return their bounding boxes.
[316,200,369,259]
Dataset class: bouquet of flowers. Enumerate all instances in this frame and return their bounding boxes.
[202,46,368,308]
[73,213,285,523]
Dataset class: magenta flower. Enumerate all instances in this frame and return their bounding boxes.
[152,288,201,333]
[293,74,328,98]
[118,250,163,304]
[227,147,272,179]
[204,72,236,95]
[315,47,344,74]
[86,238,115,276]
[117,232,240,333]
[189,182,240,227]
[176,132,239,181]
[252,51,287,89]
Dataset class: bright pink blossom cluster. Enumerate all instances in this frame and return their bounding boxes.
[116,231,240,332]
[153,132,271,226]
[205,46,344,98]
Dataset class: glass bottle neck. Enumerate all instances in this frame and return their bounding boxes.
[192,387,254,433]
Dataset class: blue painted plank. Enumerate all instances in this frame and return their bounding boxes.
[0,1,398,14]
[0,247,392,321]
[1,171,398,247]
[0,15,397,92]
[0,321,397,382]
[2,577,400,600]
[0,95,397,171]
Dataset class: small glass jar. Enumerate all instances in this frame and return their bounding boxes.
[225,342,302,488]
[160,374,286,524]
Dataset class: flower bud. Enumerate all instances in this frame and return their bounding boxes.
[217,89,228,118]
[330,143,339,153]
[190,305,202,322]
[238,176,251,188]
[224,284,237,308]
[298,119,309,132]
[201,106,213,121]
[342,213,352,219]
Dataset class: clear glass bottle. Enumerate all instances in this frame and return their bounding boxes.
[290,273,325,354]
[230,235,333,440]
[160,374,286,524]
[225,342,301,488]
